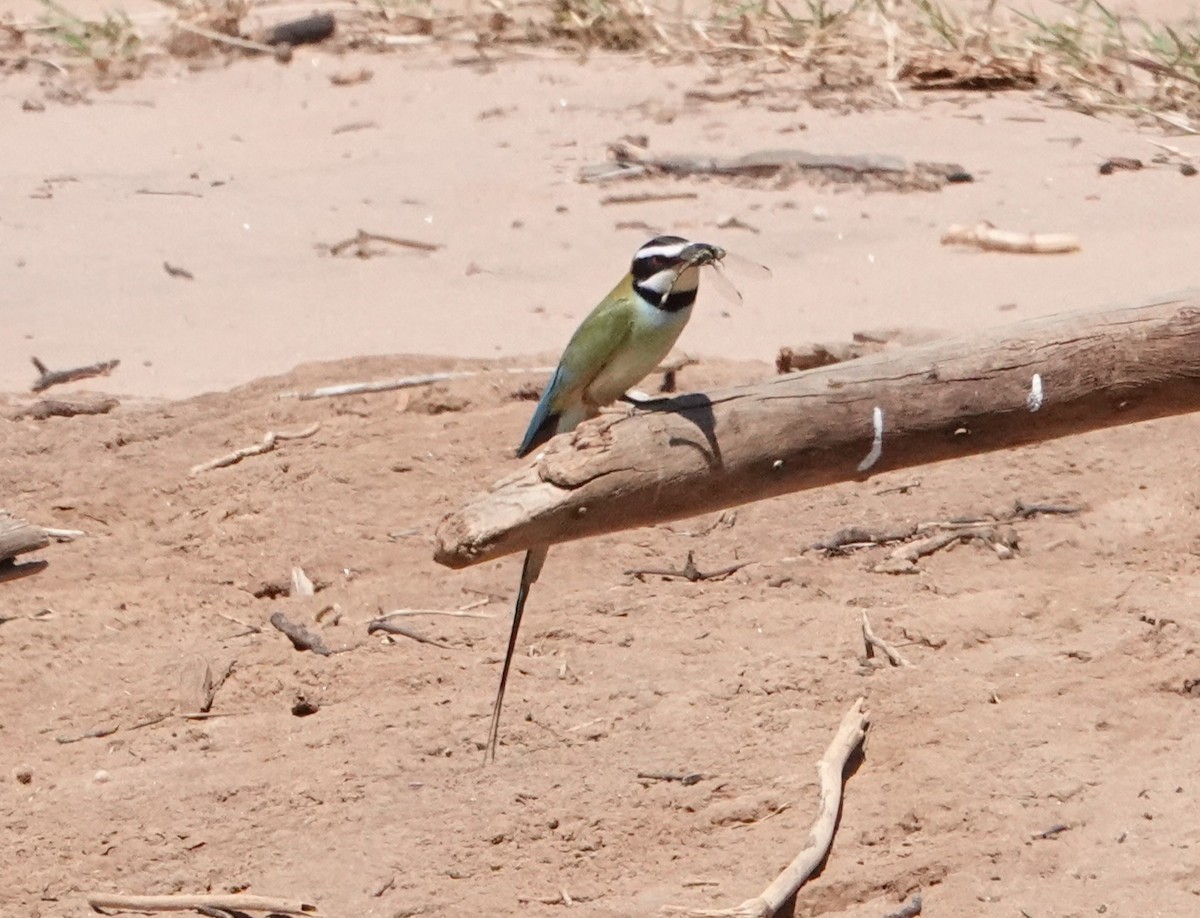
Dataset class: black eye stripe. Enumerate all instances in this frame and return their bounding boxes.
[632,251,682,280]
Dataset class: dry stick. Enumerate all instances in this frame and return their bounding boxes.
[171,19,279,55]
[327,229,442,257]
[366,619,454,648]
[376,608,495,619]
[217,611,261,635]
[601,191,700,205]
[435,290,1200,569]
[56,723,120,744]
[861,612,914,667]
[625,550,748,582]
[662,698,870,918]
[190,423,319,475]
[871,531,963,574]
[279,366,556,401]
[941,221,1080,254]
[84,892,318,915]
[811,524,918,553]
[0,54,68,74]
[30,356,119,393]
[10,395,119,420]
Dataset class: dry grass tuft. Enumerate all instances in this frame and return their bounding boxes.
[4,0,1198,130]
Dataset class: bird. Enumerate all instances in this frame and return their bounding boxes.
[486,234,727,760]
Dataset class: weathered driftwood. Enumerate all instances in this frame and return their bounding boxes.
[435,289,1200,569]
[0,512,49,563]
[941,221,1080,254]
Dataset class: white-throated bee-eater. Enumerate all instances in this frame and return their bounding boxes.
[486,234,727,760]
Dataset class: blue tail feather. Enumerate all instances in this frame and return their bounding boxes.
[517,366,566,457]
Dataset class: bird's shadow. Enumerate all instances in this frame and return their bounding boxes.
[623,391,722,470]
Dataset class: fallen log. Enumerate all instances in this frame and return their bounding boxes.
[1,512,50,563]
[435,289,1200,569]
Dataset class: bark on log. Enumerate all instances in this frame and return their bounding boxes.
[0,512,50,563]
[435,289,1200,569]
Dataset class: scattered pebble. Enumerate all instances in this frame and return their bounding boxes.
[14,765,33,785]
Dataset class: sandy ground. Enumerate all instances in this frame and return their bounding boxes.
[4,3,1200,917]
[3,26,1200,397]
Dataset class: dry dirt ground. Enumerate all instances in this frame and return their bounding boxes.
[4,3,1200,918]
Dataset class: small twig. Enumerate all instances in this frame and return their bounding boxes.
[941,221,1080,254]
[136,188,204,198]
[1145,138,1195,162]
[871,531,963,574]
[84,892,318,915]
[171,19,279,55]
[190,423,319,475]
[269,611,332,656]
[518,892,594,906]
[626,551,748,583]
[30,356,120,393]
[131,713,173,730]
[1011,499,1082,519]
[601,191,700,205]
[637,771,705,785]
[366,619,454,649]
[279,366,555,401]
[1032,823,1072,840]
[163,261,194,280]
[325,229,442,258]
[202,659,236,712]
[874,480,921,496]
[861,611,914,667]
[663,698,869,917]
[179,711,242,720]
[332,119,377,135]
[370,875,396,898]
[55,723,120,744]
[0,54,68,75]
[375,608,495,619]
[217,612,261,635]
